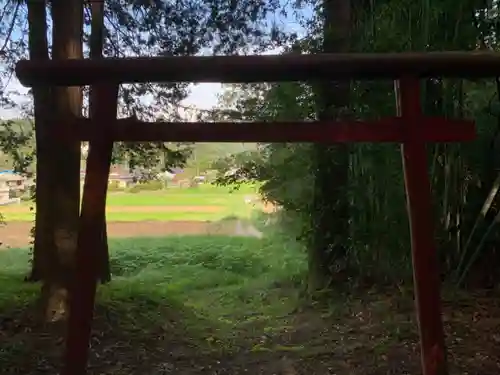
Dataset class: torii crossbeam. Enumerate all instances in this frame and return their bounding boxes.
[16,51,500,375]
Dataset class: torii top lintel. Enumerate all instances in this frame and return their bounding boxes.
[15,51,500,87]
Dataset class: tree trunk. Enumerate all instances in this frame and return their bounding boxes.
[39,0,84,322]
[309,0,351,292]
[26,0,54,284]
[89,0,112,284]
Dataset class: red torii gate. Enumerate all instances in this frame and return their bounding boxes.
[16,51,500,375]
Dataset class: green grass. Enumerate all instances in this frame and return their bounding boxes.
[0,235,307,336]
[0,184,262,222]
[107,184,259,206]
[2,210,249,222]
[106,192,231,206]
[0,234,310,374]
[0,234,497,374]
[105,236,306,320]
[0,233,307,373]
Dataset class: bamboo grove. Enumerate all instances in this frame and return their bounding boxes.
[213,0,500,289]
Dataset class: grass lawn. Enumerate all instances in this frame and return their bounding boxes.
[106,183,259,206]
[0,184,262,222]
[0,234,498,374]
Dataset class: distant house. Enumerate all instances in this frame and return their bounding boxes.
[169,168,187,183]
[0,175,10,204]
[80,165,135,189]
[0,171,26,205]
[108,165,135,188]
[0,171,26,190]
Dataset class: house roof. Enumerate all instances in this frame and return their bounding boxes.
[81,165,134,180]
[0,173,24,181]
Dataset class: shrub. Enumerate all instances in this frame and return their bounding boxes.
[108,180,125,192]
[126,180,164,193]
[127,185,142,193]
[20,194,31,202]
[140,180,164,191]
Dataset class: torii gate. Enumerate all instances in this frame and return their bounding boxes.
[16,51,500,375]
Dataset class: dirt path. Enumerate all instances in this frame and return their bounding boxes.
[3,290,499,375]
[0,220,232,248]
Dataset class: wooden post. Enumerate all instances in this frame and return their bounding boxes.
[61,86,118,375]
[397,77,448,375]
[61,0,114,372]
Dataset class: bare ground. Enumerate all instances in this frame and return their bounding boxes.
[0,221,216,248]
[0,219,264,248]
[1,289,499,374]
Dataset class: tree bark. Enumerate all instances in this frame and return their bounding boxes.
[39,0,84,322]
[89,0,112,284]
[26,0,54,284]
[309,0,352,292]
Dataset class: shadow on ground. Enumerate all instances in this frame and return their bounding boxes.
[1,289,499,374]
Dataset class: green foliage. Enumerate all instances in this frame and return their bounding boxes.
[0,120,35,229]
[0,234,315,373]
[0,120,35,175]
[0,0,291,173]
[110,237,273,279]
[187,143,259,175]
[107,180,125,192]
[211,1,500,288]
[19,194,31,202]
[127,185,141,193]
[0,234,306,318]
[2,0,499,290]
